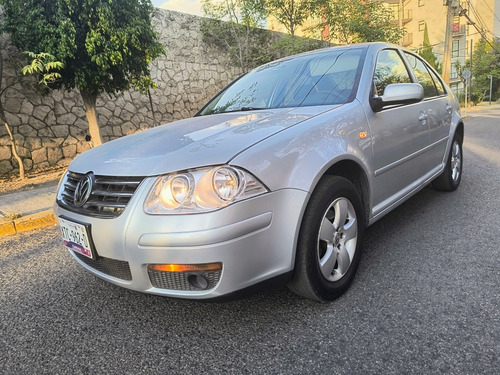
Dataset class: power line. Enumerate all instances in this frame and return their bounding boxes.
[464,0,498,41]
[480,0,500,25]
[459,3,497,49]
[465,0,490,36]
[467,0,487,28]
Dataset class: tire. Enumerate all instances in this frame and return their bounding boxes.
[432,132,463,191]
[288,176,365,302]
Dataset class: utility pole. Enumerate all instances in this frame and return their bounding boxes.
[442,0,460,84]
[469,38,473,104]
[399,0,403,30]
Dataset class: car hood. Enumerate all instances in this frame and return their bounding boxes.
[69,106,338,176]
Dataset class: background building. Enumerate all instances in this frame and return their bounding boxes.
[268,1,500,96]
[383,0,500,95]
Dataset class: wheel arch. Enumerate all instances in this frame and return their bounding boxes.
[288,172,368,301]
[315,159,371,227]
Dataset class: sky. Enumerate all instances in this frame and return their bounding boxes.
[151,0,203,17]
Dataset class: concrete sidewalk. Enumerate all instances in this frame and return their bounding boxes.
[0,181,58,237]
[461,102,500,114]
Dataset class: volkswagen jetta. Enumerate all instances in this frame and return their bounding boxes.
[55,43,463,301]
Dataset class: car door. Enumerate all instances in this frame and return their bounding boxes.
[403,52,452,174]
[367,48,431,217]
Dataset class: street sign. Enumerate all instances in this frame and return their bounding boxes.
[462,69,471,79]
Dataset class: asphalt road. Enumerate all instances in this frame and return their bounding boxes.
[1,108,499,374]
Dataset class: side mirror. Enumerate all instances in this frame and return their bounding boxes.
[370,83,424,112]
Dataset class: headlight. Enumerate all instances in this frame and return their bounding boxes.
[159,174,194,209]
[144,166,268,214]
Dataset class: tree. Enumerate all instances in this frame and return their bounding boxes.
[0,0,165,146]
[418,24,441,73]
[452,60,472,105]
[471,39,500,102]
[201,0,268,72]
[270,34,328,57]
[266,0,312,36]
[311,0,403,44]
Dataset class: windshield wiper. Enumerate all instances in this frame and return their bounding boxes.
[201,106,268,116]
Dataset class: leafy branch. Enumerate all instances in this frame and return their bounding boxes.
[22,52,64,86]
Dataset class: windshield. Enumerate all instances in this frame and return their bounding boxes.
[198,47,364,116]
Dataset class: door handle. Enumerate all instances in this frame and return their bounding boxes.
[446,103,453,114]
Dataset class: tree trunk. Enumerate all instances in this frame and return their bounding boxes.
[80,90,103,147]
[4,122,25,179]
[148,89,158,126]
[0,46,24,179]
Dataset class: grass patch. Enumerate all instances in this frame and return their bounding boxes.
[3,212,22,221]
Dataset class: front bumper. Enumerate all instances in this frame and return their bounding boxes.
[54,179,308,299]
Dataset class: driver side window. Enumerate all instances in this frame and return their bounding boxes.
[373,49,411,96]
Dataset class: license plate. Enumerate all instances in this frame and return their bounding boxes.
[58,217,94,259]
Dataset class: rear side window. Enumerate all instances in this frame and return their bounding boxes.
[404,53,444,98]
[373,49,411,96]
[427,67,446,95]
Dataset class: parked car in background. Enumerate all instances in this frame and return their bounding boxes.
[55,43,463,302]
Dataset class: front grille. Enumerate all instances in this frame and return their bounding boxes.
[148,269,222,291]
[74,252,132,281]
[58,171,144,218]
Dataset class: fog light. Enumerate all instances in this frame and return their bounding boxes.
[187,274,210,290]
[147,263,222,273]
[147,262,223,291]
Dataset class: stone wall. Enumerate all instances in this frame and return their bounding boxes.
[0,9,243,176]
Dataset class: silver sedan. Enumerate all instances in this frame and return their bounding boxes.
[55,42,463,301]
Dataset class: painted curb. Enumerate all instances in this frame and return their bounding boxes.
[0,209,56,237]
[0,221,16,237]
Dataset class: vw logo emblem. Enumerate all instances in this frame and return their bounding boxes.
[74,173,94,207]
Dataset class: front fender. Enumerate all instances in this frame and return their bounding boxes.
[230,101,373,194]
